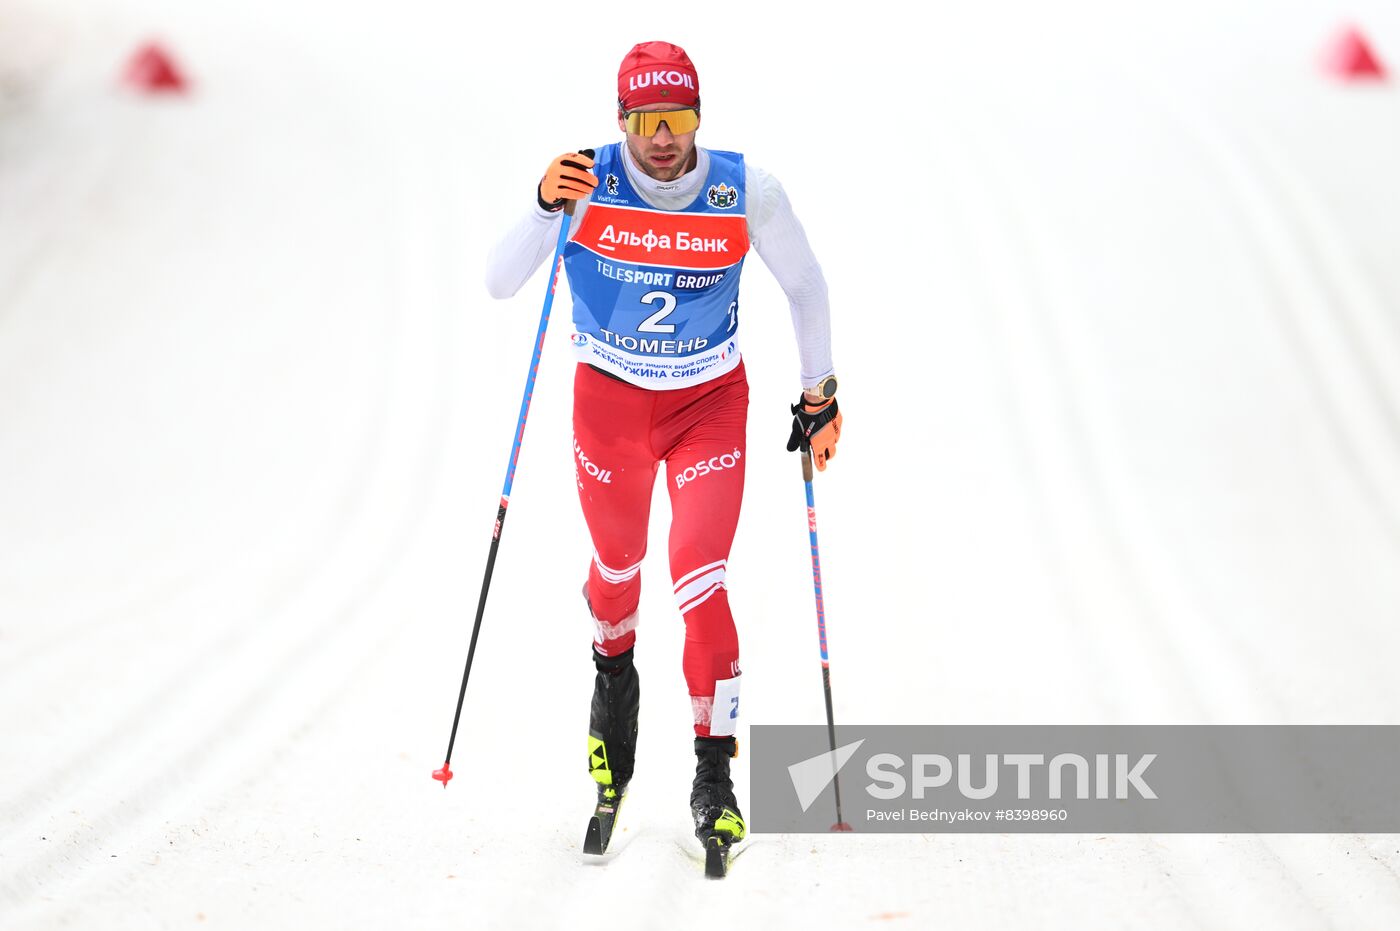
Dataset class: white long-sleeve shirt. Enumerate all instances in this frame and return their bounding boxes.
[485,145,835,390]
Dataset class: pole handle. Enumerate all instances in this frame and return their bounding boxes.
[801,450,814,482]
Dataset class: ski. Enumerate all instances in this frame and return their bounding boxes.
[703,835,730,878]
[582,794,625,856]
[679,835,749,877]
[675,835,749,877]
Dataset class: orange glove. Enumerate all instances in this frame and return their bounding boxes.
[786,395,842,471]
[537,150,598,212]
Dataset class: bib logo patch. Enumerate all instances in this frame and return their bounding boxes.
[606,173,619,196]
[707,183,738,209]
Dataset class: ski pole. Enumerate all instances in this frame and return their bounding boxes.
[433,197,580,789]
[801,450,853,830]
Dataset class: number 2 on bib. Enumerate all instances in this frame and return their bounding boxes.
[639,290,677,334]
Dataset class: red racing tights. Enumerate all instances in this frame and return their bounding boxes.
[573,361,748,738]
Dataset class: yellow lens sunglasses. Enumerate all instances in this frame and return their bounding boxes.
[621,107,700,137]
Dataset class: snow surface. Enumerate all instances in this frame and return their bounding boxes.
[4,0,1400,927]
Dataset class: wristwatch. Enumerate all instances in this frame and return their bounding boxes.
[805,375,838,400]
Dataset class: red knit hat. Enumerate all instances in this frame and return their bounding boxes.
[617,41,700,111]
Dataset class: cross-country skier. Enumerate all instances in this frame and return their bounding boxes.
[484,40,841,861]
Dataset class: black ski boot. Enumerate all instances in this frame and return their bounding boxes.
[588,647,639,805]
[691,736,746,843]
[583,647,639,855]
[692,736,745,876]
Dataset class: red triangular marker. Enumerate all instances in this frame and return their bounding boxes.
[123,42,188,93]
[1323,25,1387,80]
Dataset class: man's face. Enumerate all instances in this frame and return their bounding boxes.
[618,103,701,181]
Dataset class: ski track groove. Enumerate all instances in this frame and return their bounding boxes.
[1227,110,1400,912]
[0,213,397,847]
[1230,122,1400,529]
[1122,67,1400,556]
[0,100,365,675]
[1113,57,1400,925]
[0,329,393,910]
[947,108,1223,931]
[1121,67,1400,917]
[963,72,1293,727]
[5,124,463,928]
[939,112,1134,722]
[1109,58,1400,677]
[0,558,215,681]
[1235,123,1400,436]
[945,60,1400,926]
[0,119,461,919]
